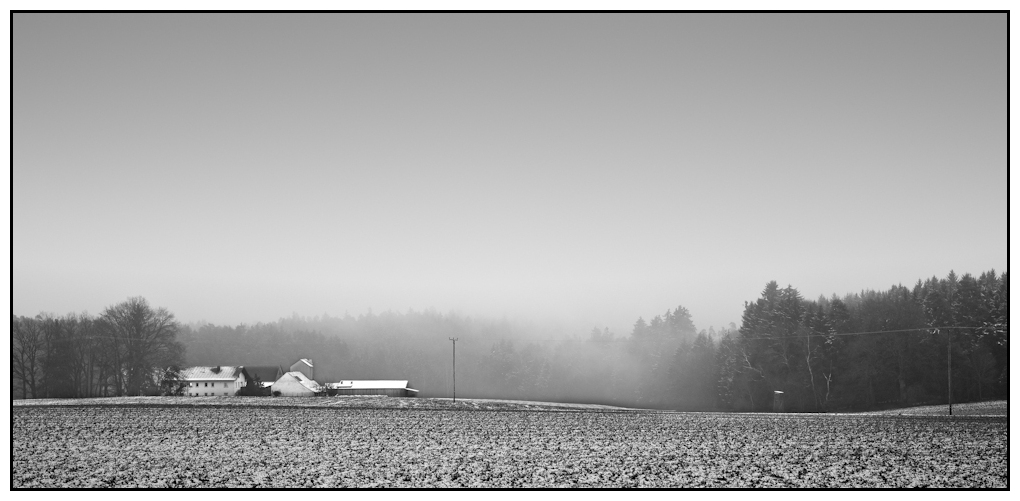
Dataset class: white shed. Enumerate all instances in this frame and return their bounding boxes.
[273,371,322,397]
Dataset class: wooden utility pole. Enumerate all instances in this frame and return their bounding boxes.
[449,337,459,404]
[948,328,952,416]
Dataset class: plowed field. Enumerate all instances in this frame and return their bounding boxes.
[12,398,1007,488]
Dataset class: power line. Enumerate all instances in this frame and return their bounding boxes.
[737,325,1006,341]
[507,325,1006,344]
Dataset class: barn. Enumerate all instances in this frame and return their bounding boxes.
[273,371,322,397]
[324,380,419,397]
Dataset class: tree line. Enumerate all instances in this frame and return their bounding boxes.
[13,270,1007,412]
[12,297,185,398]
[716,269,1008,411]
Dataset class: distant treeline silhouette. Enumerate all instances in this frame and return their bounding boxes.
[12,297,184,398]
[13,270,1008,412]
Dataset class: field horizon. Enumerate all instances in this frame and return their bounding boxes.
[13,395,1007,415]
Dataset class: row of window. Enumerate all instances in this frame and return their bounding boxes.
[188,382,233,388]
[189,392,230,396]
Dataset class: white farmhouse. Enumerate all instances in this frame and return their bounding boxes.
[180,366,247,397]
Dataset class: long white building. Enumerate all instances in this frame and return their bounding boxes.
[324,380,418,397]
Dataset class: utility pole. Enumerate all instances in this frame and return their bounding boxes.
[449,337,459,404]
[948,328,952,416]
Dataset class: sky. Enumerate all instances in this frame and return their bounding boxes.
[13,13,1007,336]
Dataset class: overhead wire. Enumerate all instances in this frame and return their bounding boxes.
[514,324,1006,343]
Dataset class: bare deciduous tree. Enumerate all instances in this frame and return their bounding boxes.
[12,315,44,398]
[99,297,184,396]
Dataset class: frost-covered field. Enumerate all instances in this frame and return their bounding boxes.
[13,398,1007,488]
[864,400,1007,416]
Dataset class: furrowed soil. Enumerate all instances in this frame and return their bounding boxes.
[13,397,1007,488]
[862,400,1008,416]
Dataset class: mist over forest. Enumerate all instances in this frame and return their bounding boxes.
[13,269,1007,412]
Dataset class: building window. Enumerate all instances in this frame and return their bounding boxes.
[204,382,208,387]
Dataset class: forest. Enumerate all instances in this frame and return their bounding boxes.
[12,269,1008,412]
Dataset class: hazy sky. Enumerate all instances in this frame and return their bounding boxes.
[14,13,1007,335]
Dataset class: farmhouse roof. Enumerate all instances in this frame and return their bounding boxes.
[324,380,413,390]
[296,358,313,368]
[180,366,245,381]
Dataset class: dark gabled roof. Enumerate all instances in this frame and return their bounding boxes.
[243,365,284,384]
